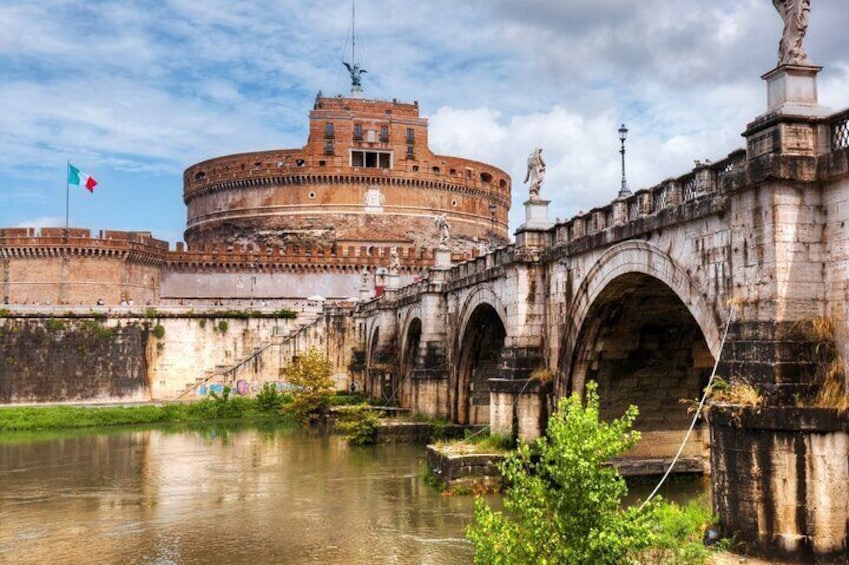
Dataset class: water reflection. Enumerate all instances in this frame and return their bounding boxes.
[0,425,478,565]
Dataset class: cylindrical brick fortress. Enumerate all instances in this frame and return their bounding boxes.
[183,95,511,252]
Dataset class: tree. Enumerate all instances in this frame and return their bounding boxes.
[467,381,657,564]
[287,348,335,424]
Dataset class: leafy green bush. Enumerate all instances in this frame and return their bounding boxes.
[467,381,656,564]
[287,348,335,424]
[151,324,165,339]
[331,392,371,406]
[336,404,382,445]
[273,309,298,319]
[255,382,288,413]
[45,318,65,332]
[633,499,715,565]
[80,319,112,338]
[0,308,10,318]
[192,386,251,420]
[216,320,228,333]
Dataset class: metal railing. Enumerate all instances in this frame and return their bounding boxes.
[832,110,849,150]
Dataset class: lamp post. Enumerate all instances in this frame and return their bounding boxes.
[618,123,631,199]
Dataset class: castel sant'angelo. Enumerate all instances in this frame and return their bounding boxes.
[0,73,512,307]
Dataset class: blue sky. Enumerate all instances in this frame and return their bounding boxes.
[2,0,848,244]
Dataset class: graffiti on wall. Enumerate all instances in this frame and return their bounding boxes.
[197,381,301,396]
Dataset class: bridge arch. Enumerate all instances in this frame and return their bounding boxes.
[559,241,720,463]
[365,321,389,401]
[453,287,509,424]
[397,306,423,409]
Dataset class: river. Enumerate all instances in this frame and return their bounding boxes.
[0,423,485,564]
[0,423,708,564]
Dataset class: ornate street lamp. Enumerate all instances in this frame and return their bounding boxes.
[618,123,631,199]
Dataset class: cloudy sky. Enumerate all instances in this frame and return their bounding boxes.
[2,0,848,244]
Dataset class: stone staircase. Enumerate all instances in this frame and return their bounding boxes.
[177,309,325,399]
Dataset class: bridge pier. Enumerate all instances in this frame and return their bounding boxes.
[409,283,450,418]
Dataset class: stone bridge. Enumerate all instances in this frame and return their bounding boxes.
[354,67,849,468]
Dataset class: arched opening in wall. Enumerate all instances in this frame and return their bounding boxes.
[398,318,422,409]
[455,304,506,425]
[366,327,385,401]
[568,273,714,465]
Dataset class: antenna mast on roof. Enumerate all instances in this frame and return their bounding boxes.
[343,0,367,98]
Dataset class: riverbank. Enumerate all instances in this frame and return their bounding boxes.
[0,391,372,432]
[0,401,286,432]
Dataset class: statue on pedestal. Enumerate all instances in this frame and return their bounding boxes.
[343,62,367,89]
[388,247,400,274]
[773,0,811,65]
[360,267,370,289]
[524,147,546,201]
[434,214,451,248]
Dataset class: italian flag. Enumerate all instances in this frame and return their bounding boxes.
[68,163,98,193]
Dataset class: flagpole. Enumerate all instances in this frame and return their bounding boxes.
[65,160,70,234]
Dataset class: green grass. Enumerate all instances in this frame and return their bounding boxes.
[0,389,372,433]
[633,498,719,564]
[0,397,294,432]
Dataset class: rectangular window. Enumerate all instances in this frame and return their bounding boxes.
[406,146,414,159]
[351,150,392,169]
[353,123,363,141]
[406,128,415,144]
[324,141,334,155]
[380,125,389,142]
[324,122,334,138]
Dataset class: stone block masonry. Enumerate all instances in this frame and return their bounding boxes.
[0,317,149,403]
[0,311,342,404]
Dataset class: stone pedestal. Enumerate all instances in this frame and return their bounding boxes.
[359,287,372,301]
[434,248,452,269]
[745,65,830,159]
[515,199,554,248]
[763,64,823,116]
[518,199,553,231]
[385,272,400,290]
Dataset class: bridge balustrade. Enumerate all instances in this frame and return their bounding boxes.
[652,186,668,212]
[831,108,849,150]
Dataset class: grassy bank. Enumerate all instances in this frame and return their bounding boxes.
[0,402,279,432]
[0,389,374,432]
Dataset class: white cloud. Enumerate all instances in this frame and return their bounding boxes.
[1,0,848,239]
[14,216,63,229]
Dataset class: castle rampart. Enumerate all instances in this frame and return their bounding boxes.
[182,95,511,251]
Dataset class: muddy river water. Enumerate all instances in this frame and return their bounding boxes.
[0,423,707,564]
[0,424,485,564]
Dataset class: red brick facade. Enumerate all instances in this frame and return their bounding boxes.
[183,95,512,251]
